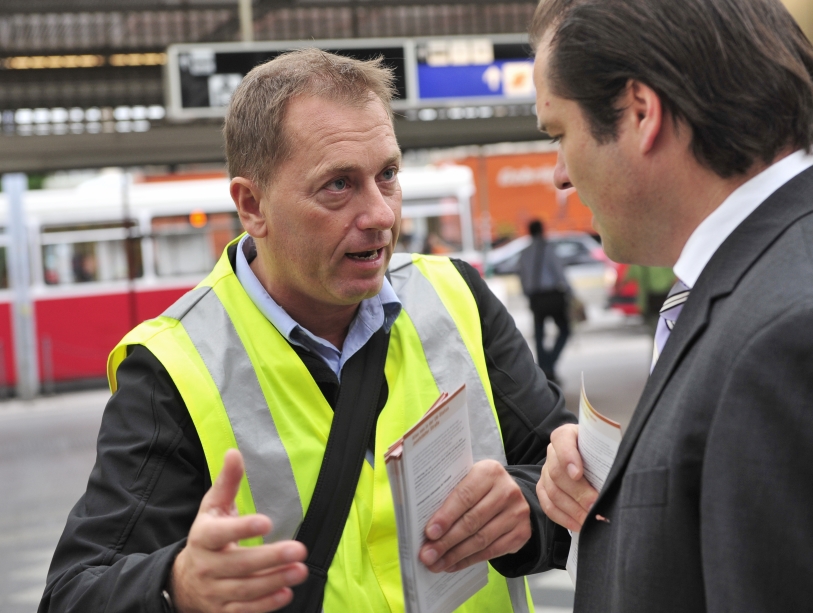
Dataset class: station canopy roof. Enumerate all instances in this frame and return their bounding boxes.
[1,0,546,172]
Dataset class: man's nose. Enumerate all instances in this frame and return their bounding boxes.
[359,182,397,230]
[553,151,573,190]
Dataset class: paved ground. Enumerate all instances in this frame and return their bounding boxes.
[0,391,106,613]
[0,280,652,613]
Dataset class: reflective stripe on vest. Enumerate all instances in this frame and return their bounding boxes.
[108,247,533,613]
[388,253,506,465]
[166,285,303,543]
[390,253,530,613]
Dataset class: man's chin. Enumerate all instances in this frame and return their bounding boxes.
[336,276,385,305]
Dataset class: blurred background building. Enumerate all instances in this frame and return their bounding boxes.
[0,0,548,171]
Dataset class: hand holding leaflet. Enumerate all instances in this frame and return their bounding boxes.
[566,375,622,584]
[385,384,488,613]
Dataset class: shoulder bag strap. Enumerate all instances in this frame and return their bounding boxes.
[282,326,390,613]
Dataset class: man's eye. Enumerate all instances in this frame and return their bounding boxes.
[328,178,347,191]
[550,135,562,145]
[381,168,397,181]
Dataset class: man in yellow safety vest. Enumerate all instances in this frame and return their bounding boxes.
[41,49,575,613]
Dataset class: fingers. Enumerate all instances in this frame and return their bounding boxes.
[425,491,530,573]
[219,542,307,579]
[550,424,584,482]
[171,540,308,613]
[535,426,600,532]
[190,539,308,580]
[191,513,273,552]
[547,428,598,511]
[537,466,585,532]
[222,588,295,613]
[445,527,528,573]
[201,449,246,516]
[215,559,308,602]
[170,450,311,613]
[423,460,499,543]
[419,460,531,573]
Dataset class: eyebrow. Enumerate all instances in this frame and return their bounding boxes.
[320,152,402,177]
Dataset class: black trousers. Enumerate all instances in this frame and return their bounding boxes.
[529,290,570,377]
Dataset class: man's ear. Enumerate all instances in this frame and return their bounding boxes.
[230,177,267,238]
[625,80,663,155]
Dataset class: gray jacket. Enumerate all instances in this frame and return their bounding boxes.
[518,238,570,295]
[574,166,813,612]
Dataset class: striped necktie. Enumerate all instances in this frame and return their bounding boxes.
[651,280,690,371]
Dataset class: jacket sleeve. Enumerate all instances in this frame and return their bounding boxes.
[38,345,209,613]
[451,259,575,576]
[701,305,813,613]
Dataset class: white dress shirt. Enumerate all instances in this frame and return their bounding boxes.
[674,150,813,289]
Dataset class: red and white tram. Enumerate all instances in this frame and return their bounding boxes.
[0,165,476,389]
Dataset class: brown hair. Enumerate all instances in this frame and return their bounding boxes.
[531,0,813,177]
[224,48,397,187]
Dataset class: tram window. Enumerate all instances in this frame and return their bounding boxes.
[152,212,242,277]
[42,239,143,285]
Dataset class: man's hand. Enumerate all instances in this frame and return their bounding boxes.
[536,424,598,532]
[418,459,531,573]
[169,449,308,613]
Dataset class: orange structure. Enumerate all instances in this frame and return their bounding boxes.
[456,151,594,241]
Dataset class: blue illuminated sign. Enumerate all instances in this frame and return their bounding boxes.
[417,60,535,100]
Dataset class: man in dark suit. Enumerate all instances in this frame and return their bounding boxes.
[531,0,813,611]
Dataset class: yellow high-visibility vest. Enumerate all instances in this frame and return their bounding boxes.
[109,242,534,613]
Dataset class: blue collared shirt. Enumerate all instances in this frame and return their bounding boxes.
[234,234,401,381]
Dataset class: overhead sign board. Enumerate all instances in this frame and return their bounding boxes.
[414,40,534,102]
[165,35,533,120]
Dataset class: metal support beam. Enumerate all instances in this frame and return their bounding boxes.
[239,0,255,42]
[2,174,39,400]
[0,115,540,173]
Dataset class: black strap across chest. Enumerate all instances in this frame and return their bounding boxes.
[280,326,390,612]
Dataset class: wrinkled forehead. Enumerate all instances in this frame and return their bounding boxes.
[283,92,393,138]
[280,95,400,174]
[290,94,394,139]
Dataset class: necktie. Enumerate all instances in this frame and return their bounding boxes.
[651,280,690,371]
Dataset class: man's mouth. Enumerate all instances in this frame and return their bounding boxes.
[346,248,383,261]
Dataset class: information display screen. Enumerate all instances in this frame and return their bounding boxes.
[415,41,534,101]
[175,45,407,114]
[165,35,532,119]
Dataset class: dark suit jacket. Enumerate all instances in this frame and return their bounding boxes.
[575,165,813,612]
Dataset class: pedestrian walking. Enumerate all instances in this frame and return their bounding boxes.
[519,219,571,382]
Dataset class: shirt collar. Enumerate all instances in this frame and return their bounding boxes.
[674,150,813,289]
[234,234,401,377]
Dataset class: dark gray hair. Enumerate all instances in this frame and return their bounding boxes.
[531,0,813,177]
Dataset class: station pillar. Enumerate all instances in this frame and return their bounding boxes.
[2,174,39,400]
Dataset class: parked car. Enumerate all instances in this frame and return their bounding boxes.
[607,263,640,315]
[486,232,618,310]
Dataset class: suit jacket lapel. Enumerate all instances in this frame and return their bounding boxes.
[594,165,813,510]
